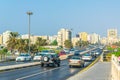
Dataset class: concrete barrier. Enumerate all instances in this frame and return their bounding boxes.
[111,55,120,80]
[0,62,41,71]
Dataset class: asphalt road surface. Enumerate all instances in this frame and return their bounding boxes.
[0,60,92,80]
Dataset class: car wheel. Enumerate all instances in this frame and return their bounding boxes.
[41,63,44,67]
[82,64,85,67]
[47,64,49,67]
[69,65,72,68]
[44,56,49,62]
[57,63,60,67]
[24,58,26,62]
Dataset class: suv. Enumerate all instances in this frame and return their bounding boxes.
[41,53,60,67]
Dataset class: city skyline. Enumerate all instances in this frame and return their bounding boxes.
[0,0,120,37]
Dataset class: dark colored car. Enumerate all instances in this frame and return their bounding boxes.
[41,53,60,67]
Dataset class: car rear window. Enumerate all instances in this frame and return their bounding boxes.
[84,53,90,56]
[71,56,80,59]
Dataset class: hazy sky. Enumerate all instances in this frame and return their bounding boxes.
[0,0,120,37]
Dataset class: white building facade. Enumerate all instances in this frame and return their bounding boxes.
[57,28,72,47]
[88,33,100,44]
[2,31,11,46]
[107,29,118,45]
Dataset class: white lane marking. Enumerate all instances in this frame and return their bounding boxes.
[16,66,66,80]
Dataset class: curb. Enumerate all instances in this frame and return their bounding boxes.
[0,62,41,71]
[79,56,100,74]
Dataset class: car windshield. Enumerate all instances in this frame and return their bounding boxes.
[71,56,80,59]
[41,50,49,53]
[41,50,55,53]
[35,53,42,56]
[19,53,30,56]
[44,54,57,57]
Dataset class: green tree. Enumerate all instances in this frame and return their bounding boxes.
[76,40,82,47]
[50,40,58,46]
[76,40,89,47]
[64,40,73,49]
[30,44,38,53]
[113,41,120,46]
[36,37,48,47]
[16,39,28,53]
[7,32,19,52]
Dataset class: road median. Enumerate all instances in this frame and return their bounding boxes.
[0,62,41,71]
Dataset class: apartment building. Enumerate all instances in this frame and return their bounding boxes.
[79,32,88,41]
[57,28,72,47]
[107,29,118,44]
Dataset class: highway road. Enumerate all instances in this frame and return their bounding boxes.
[0,60,92,80]
[0,48,101,80]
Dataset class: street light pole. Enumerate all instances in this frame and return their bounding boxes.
[27,11,33,54]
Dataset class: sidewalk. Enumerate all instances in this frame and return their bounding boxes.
[67,61,111,80]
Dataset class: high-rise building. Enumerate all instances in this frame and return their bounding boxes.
[88,33,100,44]
[2,30,11,46]
[57,28,72,47]
[0,34,3,45]
[107,29,118,44]
[79,32,88,41]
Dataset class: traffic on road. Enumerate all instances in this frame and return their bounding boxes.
[0,46,103,80]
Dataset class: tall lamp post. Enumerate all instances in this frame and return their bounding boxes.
[27,11,33,54]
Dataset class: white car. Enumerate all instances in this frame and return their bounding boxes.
[82,53,92,61]
[33,52,44,61]
[16,53,32,62]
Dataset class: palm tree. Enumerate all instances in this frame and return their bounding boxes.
[76,40,89,48]
[7,32,19,53]
[64,40,73,49]
[36,37,48,47]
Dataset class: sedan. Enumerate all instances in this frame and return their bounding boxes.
[69,56,85,68]
[82,53,93,61]
[16,53,32,62]
[33,52,43,61]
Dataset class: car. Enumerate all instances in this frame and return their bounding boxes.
[69,56,85,68]
[74,51,80,56]
[82,53,92,61]
[41,53,60,67]
[58,50,66,56]
[63,49,70,54]
[33,52,45,61]
[90,51,97,58]
[16,53,32,62]
[69,48,75,54]
[41,50,55,53]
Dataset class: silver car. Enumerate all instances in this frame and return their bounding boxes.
[69,56,85,68]
[16,53,32,62]
[82,53,92,61]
